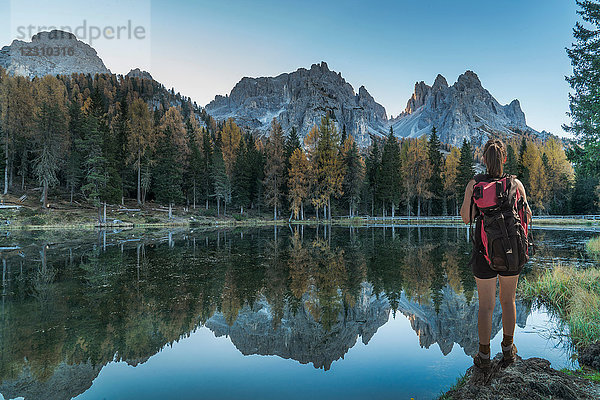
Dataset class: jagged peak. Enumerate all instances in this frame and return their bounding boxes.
[456,70,482,88]
[310,61,330,72]
[432,74,448,89]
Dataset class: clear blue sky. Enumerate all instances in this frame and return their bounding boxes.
[1,0,579,136]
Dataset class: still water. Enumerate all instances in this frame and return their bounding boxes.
[0,225,597,400]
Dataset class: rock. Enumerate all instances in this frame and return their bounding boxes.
[444,354,600,400]
[389,70,536,147]
[578,342,600,370]
[0,30,110,78]
[205,61,388,147]
[127,68,153,80]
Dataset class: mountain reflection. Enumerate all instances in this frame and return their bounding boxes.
[0,226,532,400]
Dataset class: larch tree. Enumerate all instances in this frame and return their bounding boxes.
[127,98,154,204]
[221,118,242,177]
[522,140,548,212]
[401,137,432,217]
[263,119,286,220]
[314,116,344,220]
[288,147,310,220]
[33,76,70,208]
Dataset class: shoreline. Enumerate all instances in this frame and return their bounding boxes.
[0,216,598,231]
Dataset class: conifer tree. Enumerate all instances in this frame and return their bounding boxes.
[313,116,344,220]
[505,143,518,175]
[365,139,381,216]
[127,98,154,204]
[33,76,69,208]
[443,146,461,215]
[379,128,402,217]
[341,135,365,217]
[565,0,600,178]
[427,127,444,215]
[263,119,286,220]
[456,139,475,203]
[288,147,310,220]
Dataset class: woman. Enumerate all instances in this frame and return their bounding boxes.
[460,138,532,369]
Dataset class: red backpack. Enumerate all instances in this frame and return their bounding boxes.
[470,174,533,272]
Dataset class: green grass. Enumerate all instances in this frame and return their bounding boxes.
[586,236,600,256]
[560,367,600,383]
[436,373,467,400]
[520,264,600,347]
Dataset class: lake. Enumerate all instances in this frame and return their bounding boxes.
[0,225,597,400]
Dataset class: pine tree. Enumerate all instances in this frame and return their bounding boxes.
[443,146,461,215]
[341,135,365,217]
[456,139,475,202]
[427,127,444,215]
[212,142,231,216]
[78,98,108,221]
[365,139,381,216]
[505,143,518,175]
[565,0,600,178]
[232,135,252,213]
[379,128,402,217]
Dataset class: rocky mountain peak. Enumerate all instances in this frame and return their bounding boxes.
[127,68,153,80]
[0,30,110,78]
[432,74,449,90]
[389,70,534,147]
[456,70,483,90]
[205,62,388,147]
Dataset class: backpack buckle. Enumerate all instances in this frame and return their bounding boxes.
[473,185,483,200]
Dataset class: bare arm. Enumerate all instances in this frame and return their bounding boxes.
[460,179,476,224]
[515,179,532,223]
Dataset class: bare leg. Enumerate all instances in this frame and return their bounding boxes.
[499,274,519,336]
[475,277,497,345]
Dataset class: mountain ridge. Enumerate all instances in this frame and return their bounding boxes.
[0,30,545,147]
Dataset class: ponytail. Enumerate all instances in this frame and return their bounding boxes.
[483,139,506,177]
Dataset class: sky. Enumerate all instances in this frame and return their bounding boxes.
[0,0,579,136]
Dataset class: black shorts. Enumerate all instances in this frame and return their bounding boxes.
[470,221,523,279]
[470,248,522,279]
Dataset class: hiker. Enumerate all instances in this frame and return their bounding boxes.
[460,138,532,369]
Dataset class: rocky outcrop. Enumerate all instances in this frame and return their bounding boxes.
[205,282,390,370]
[389,70,535,147]
[0,30,110,78]
[127,68,153,80]
[205,62,388,147]
[396,286,530,356]
[443,354,600,400]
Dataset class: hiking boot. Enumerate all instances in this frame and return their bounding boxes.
[473,352,491,369]
[501,343,518,366]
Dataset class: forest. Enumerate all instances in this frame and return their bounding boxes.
[0,67,594,220]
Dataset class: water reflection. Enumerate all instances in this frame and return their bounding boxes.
[0,226,590,400]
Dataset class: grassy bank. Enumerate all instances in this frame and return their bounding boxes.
[587,236,600,256]
[519,265,600,348]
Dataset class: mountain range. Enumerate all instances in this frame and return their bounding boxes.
[0,30,544,147]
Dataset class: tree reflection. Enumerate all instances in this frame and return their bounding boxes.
[0,226,528,395]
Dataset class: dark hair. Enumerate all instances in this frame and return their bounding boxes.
[483,139,507,177]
